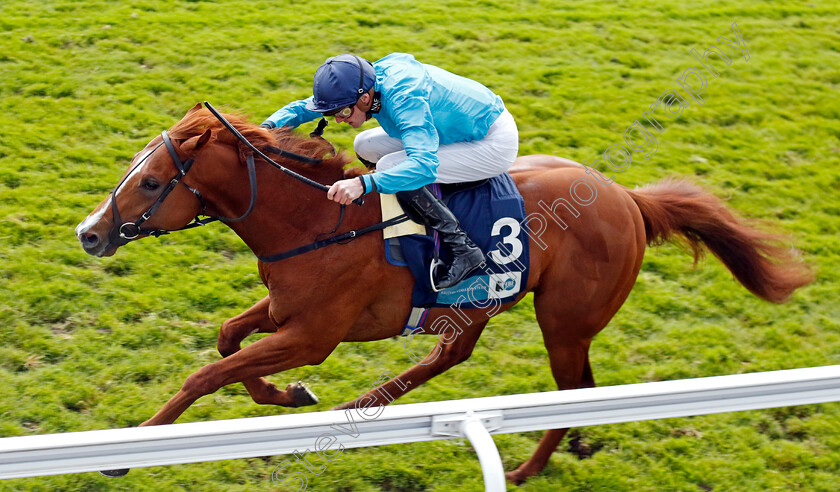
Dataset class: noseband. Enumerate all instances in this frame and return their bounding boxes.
[108,130,258,246]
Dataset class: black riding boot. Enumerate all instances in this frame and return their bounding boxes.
[397,187,485,291]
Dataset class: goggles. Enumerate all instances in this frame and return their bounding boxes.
[326,104,355,119]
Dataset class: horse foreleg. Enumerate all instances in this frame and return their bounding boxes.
[333,320,488,410]
[217,296,318,407]
[142,327,336,427]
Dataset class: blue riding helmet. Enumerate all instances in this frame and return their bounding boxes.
[305,54,376,113]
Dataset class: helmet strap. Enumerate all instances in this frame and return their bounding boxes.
[351,54,379,118]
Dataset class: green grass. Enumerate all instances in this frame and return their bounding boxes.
[1,0,839,490]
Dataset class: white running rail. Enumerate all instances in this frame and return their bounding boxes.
[1,365,839,491]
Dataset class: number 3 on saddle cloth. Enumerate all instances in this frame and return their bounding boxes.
[381,173,530,335]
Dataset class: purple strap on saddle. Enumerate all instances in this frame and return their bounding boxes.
[400,307,430,336]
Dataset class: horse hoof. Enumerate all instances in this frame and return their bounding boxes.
[505,468,531,486]
[100,468,130,477]
[287,382,319,407]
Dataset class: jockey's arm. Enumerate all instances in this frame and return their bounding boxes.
[361,92,440,195]
[262,97,322,129]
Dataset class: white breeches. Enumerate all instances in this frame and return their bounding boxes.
[353,109,519,184]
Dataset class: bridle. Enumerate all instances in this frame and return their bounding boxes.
[107,130,258,247]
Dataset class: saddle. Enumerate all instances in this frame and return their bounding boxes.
[381,173,530,314]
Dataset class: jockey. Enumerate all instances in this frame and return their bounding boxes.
[262,53,519,291]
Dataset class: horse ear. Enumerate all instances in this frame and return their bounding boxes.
[181,128,214,153]
[185,102,203,116]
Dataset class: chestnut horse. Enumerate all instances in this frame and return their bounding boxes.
[75,104,812,484]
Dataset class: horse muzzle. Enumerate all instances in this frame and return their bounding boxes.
[77,230,118,257]
[75,216,120,257]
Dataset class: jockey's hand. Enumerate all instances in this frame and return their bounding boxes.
[327,178,364,205]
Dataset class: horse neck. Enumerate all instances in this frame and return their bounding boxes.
[192,144,367,258]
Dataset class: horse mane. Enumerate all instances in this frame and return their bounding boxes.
[168,107,352,172]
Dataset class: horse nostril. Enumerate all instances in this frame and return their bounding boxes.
[80,232,99,248]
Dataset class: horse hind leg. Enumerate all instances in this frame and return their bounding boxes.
[506,302,598,485]
[333,319,489,410]
[217,296,318,407]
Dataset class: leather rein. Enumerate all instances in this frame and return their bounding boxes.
[107,102,408,262]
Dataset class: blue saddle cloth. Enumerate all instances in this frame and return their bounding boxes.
[385,173,530,309]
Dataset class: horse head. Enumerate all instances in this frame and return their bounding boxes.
[75,104,219,257]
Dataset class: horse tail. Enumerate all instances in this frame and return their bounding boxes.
[625,178,814,303]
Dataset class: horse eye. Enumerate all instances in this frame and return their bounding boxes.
[142,179,160,191]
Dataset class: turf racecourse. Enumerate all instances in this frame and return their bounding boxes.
[1,0,839,490]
